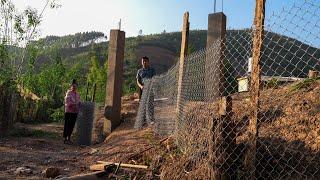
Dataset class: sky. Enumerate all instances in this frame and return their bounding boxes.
[10,0,302,38]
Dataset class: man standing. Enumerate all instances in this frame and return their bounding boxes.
[135,56,155,128]
[136,56,155,99]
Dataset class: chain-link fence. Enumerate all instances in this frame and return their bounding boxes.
[136,0,320,179]
[134,63,179,136]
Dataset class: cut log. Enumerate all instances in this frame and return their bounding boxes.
[90,162,149,172]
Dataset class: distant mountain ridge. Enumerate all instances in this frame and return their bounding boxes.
[32,29,319,78]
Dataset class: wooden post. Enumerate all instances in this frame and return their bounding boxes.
[244,0,265,178]
[209,96,236,179]
[105,30,125,130]
[176,12,189,131]
[91,83,97,102]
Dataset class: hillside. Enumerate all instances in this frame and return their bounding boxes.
[33,29,319,77]
[31,30,208,73]
[20,29,318,104]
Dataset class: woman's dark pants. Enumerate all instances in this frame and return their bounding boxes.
[63,112,78,138]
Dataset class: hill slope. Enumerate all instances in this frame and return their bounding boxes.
[34,29,319,77]
[25,29,319,101]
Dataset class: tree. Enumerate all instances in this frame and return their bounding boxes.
[0,0,60,84]
[87,54,108,102]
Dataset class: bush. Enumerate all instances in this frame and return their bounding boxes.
[266,78,279,89]
[49,106,65,123]
[9,128,59,139]
[291,77,320,92]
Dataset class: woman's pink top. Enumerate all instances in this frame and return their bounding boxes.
[64,90,81,113]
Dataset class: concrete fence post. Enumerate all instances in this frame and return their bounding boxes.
[176,12,189,132]
[209,96,236,179]
[206,12,227,100]
[244,0,266,178]
[105,30,125,131]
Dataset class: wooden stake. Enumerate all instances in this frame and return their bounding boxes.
[244,0,266,178]
[90,162,149,171]
[176,12,189,132]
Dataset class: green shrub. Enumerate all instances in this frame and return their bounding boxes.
[291,77,319,92]
[266,78,279,89]
[9,128,59,139]
[49,106,65,123]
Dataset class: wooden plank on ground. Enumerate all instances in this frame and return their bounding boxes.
[90,162,149,172]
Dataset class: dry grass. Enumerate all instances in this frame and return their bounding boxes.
[158,80,320,179]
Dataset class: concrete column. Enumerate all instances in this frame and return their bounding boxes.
[105,30,125,130]
[207,13,227,47]
[206,13,227,100]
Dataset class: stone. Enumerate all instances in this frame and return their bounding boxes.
[14,167,33,175]
[90,148,98,155]
[44,167,60,178]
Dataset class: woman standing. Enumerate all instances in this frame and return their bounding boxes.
[63,79,81,144]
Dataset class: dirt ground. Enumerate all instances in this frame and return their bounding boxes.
[2,79,319,179]
[0,123,88,179]
[0,96,160,179]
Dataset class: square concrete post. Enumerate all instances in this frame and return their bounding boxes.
[207,13,227,48]
[209,96,237,179]
[105,30,125,130]
[207,12,237,180]
[206,13,227,100]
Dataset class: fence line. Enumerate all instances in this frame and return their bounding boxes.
[135,0,320,179]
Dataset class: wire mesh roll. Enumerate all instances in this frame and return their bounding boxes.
[76,102,95,146]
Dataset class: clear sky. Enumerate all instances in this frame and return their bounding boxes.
[11,0,300,38]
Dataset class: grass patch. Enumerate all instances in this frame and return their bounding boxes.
[143,131,156,145]
[266,78,279,89]
[290,77,319,92]
[8,128,60,139]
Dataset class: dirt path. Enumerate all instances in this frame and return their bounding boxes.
[0,123,91,179]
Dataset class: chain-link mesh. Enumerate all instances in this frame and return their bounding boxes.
[135,63,179,136]
[255,0,320,179]
[136,0,320,179]
[76,102,95,146]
